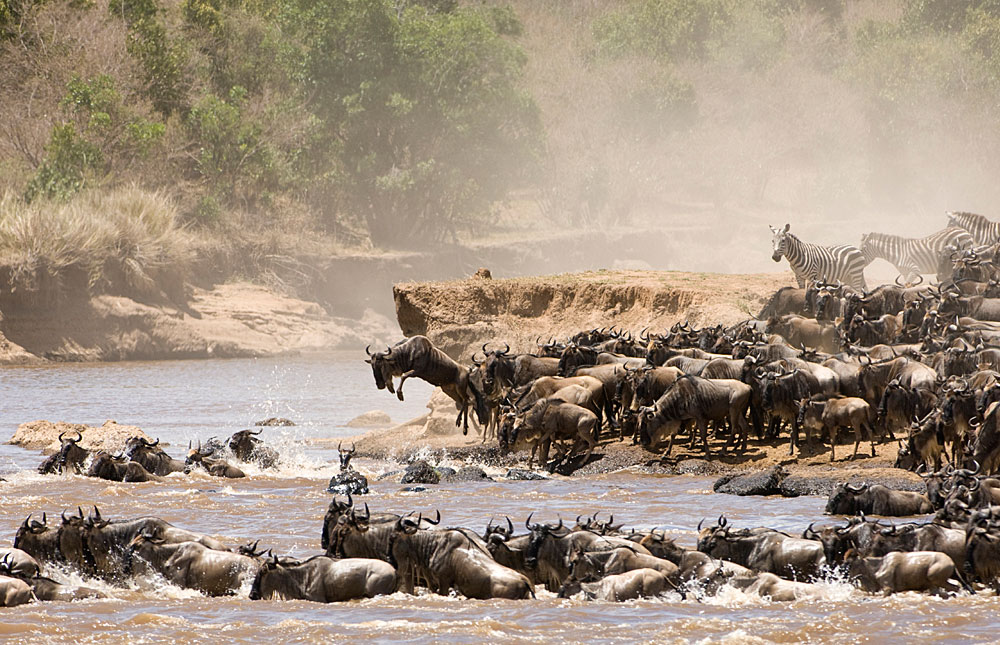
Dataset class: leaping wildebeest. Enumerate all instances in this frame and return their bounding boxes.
[366,336,488,434]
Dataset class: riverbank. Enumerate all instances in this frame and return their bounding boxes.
[335,389,921,493]
[0,280,399,364]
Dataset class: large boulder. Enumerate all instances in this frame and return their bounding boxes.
[423,390,466,436]
[10,420,153,454]
[400,460,440,485]
[346,411,392,428]
[713,465,787,497]
[441,466,493,483]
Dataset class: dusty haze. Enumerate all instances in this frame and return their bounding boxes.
[487,0,998,282]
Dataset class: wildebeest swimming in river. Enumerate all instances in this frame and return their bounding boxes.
[366,335,488,434]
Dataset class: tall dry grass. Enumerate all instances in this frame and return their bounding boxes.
[0,186,193,292]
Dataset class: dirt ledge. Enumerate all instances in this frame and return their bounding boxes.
[0,281,398,365]
[393,270,793,359]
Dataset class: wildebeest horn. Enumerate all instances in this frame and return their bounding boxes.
[365,344,373,357]
[385,344,393,357]
[895,274,904,287]
[697,518,705,531]
[501,343,510,356]
[804,522,818,538]
[526,512,535,530]
[719,514,727,527]
[361,503,370,520]
[426,510,441,525]
[62,510,69,523]
[506,516,513,534]
[472,352,484,366]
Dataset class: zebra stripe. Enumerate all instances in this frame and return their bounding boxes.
[947,211,1000,246]
[859,226,974,282]
[771,225,868,291]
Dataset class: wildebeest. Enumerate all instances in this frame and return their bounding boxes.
[557,567,671,601]
[523,516,651,592]
[228,430,279,468]
[511,398,598,468]
[186,442,246,478]
[37,431,89,475]
[122,437,187,476]
[249,554,397,602]
[697,517,825,580]
[970,402,1000,475]
[327,442,369,495]
[87,451,160,482]
[390,515,533,599]
[366,336,488,434]
[825,483,933,516]
[566,544,678,583]
[126,532,260,595]
[845,550,961,595]
[0,575,32,607]
[796,395,877,461]
[729,572,825,601]
[637,375,752,455]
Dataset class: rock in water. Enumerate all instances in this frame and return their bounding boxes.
[400,460,440,485]
[441,466,493,483]
[504,468,548,481]
[327,470,369,495]
[256,417,295,427]
[346,411,392,428]
[713,465,787,496]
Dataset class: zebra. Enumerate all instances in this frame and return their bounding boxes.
[770,224,868,291]
[947,211,1000,246]
[859,226,974,283]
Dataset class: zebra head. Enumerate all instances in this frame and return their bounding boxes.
[770,223,790,262]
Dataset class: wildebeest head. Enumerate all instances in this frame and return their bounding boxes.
[40,431,88,475]
[13,513,53,562]
[770,223,791,262]
[695,515,729,552]
[338,442,355,472]
[228,430,263,461]
[497,406,518,453]
[365,344,396,393]
[483,516,515,544]
[523,514,566,569]
[825,483,868,515]
[480,343,511,392]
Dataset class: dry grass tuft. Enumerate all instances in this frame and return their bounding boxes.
[0,186,193,292]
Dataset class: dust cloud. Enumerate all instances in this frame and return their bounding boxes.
[500,0,999,282]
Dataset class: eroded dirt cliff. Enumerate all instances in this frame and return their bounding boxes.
[394,270,794,359]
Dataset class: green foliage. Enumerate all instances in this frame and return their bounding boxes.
[904,0,1000,32]
[275,0,540,245]
[592,0,732,62]
[962,7,1000,84]
[182,0,222,31]
[24,124,102,202]
[25,75,165,202]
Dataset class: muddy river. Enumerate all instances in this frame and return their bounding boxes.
[0,354,996,643]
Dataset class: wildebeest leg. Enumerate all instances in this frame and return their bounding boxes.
[830,426,841,462]
[396,370,419,401]
[852,423,861,460]
[699,419,711,453]
[867,421,877,457]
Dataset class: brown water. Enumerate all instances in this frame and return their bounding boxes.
[1,354,998,644]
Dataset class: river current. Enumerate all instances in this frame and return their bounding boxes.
[0,354,996,644]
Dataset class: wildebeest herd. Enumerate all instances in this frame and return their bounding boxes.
[11,212,1000,607]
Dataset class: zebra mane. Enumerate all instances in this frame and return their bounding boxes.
[948,211,989,225]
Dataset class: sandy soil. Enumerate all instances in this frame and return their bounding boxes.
[0,281,398,364]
